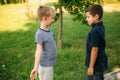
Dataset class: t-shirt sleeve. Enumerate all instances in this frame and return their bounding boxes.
[35,32,43,45]
[91,31,100,47]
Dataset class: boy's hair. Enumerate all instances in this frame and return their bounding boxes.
[85,4,103,20]
[37,5,54,20]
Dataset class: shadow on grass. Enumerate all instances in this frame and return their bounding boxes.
[0,21,39,79]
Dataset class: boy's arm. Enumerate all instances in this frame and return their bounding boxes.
[30,43,42,80]
[33,43,42,70]
[88,47,98,76]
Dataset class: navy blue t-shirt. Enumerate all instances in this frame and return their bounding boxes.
[85,21,108,72]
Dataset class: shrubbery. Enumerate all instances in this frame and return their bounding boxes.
[0,0,27,4]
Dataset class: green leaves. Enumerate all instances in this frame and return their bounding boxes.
[52,0,100,24]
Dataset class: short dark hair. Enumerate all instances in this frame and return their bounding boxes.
[85,4,103,20]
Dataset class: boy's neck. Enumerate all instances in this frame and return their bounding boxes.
[40,23,49,31]
[95,19,101,24]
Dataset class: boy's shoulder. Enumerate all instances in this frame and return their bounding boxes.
[36,29,42,34]
[91,23,105,38]
[35,29,44,37]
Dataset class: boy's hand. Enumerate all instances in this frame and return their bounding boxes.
[30,69,38,80]
[87,67,94,76]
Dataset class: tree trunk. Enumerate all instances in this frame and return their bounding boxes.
[57,6,62,49]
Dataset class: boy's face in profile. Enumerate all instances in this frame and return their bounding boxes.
[85,12,99,26]
[46,13,55,26]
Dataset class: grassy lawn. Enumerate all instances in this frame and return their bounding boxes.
[0,3,120,80]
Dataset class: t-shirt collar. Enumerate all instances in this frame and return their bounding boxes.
[40,28,50,32]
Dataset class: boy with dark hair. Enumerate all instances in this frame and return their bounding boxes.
[30,5,56,80]
[85,4,108,80]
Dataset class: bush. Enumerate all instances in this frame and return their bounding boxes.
[25,3,37,20]
[0,0,27,5]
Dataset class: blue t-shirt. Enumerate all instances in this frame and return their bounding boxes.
[35,28,56,67]
[85,21,108,72]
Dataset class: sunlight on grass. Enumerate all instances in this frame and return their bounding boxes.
[103,2,120,12]
[0,1,58,32]
[0,4,34,31]
[0,2,120,31]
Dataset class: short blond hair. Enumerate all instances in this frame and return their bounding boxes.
[37,5,54,20]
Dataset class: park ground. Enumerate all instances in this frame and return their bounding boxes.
[0,2,120,80]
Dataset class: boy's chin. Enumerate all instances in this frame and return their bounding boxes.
[47,24,51,27]
[88,23,92,26]
[48,24,52,27]
[48,23,53,26]
[87,22,92,26]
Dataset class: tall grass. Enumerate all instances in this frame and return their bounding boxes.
[0,4,120,80]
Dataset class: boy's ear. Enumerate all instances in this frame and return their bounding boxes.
[95,14,99,20]
[42,16,47,21]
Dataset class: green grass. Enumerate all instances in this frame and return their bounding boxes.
[0,4,120,80]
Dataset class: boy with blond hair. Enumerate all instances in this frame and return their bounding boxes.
[30,5,56,80]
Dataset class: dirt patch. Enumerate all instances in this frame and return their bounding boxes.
[104,68,120,80]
